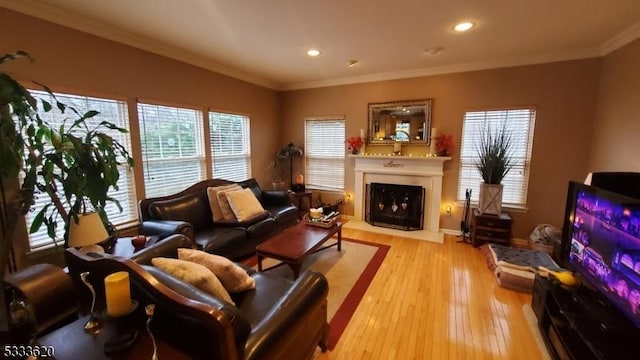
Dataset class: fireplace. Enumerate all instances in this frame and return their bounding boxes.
[344,155,450,243]
[366,183,425,230]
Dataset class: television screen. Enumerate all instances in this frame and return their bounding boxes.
[563,181,640,328]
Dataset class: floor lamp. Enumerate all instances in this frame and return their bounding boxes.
[277,143,303,190]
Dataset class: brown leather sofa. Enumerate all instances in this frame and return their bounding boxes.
[64,235,329,360]
[138,178,299,261]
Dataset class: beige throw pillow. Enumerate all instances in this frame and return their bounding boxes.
[207,184,241,222]
[226,188,266,222]
[178,248,255,293]
[217,188,241,221]
[151,257,234,305]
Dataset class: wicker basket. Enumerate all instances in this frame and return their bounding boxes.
[303,213,338,228]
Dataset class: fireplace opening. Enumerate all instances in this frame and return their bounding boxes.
[365,182,425,231]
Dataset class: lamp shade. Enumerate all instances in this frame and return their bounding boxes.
[68,212,109,249]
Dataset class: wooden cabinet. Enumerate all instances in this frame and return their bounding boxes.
[532,274,639,360]
[470,208,512,247]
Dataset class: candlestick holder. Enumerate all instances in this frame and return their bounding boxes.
[80,272,102,334]
[104,300,140,355]
[146,304,158,360]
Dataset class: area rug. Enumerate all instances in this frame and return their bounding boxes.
[246,237,389,349]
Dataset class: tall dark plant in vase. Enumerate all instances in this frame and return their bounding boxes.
[1,51,133,330]
[475,123,514,215]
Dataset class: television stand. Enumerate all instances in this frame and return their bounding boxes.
[531,274,639,360]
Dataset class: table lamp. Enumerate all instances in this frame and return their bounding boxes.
[67,212,109,253]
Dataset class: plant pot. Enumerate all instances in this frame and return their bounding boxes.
[478,182,503,215]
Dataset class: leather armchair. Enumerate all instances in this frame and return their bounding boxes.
[3,264,78,338]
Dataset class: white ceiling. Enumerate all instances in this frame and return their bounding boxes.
[3,0,640,90]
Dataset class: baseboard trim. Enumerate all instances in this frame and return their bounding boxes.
[441,228,463,236]
[512,237,529,248]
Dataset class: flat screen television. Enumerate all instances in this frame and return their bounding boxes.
[560,181,640,328]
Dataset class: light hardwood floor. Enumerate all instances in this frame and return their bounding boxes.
[317,227,544,360]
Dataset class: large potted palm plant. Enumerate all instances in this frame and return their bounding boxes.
[475,123,514,215]
[1,51,133,330]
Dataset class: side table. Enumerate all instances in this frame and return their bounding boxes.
[470,209,512,247]
[106,236,160,258]
[289,190,313,218]
[36,314,189,359]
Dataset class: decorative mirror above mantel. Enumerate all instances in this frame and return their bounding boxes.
[368,99,432,145]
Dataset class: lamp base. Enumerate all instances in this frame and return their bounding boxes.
[78,244,105,254]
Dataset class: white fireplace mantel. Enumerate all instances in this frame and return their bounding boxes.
[345,155,451,243]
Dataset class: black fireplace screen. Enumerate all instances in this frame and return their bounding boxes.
[365,182,425,231]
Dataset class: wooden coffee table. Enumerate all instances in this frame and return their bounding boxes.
[256,221,342,279]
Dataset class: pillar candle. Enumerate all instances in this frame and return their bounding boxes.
[360,128,365,138]
[429,127,438,154]
[105,271,131,317]
[393,142,402,153]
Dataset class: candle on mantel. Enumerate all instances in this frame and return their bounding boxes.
[104,271,131,317]
[429,127,438,154]
[360,128,366,154]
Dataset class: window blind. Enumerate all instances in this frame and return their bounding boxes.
[457,108,536,207]
[25,91,136,250]
[305,118,345,191]
[209,111,251,181]
[138,103,206,198]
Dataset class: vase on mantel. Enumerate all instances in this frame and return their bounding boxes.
[478,182,503,215]
[351,149,360,155]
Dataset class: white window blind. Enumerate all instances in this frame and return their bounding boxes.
[138,103,206,198]
[457,108,536,208]
[25,91,136,251]
[305,118,345,191]
[209,111,251,181]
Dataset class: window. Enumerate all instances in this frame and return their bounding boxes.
[25,91,135,250]
[457,108,536,208]
[209,111,251,181]
[305,118,346,191]
[138,103,206,198]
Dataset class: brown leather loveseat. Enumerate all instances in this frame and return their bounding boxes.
[64,235,329,360]
[138,178,299,261]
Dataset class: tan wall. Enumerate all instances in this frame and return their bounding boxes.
[281,60,602,239]
[0,8,280,186]
[590,39,640,171]
[4,6,631,250]
[0,8,280,267]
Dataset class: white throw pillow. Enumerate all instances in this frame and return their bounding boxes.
[207,184,241,222]
[151,257,234,305]
[178,248,255,293]
[226,188,266,222]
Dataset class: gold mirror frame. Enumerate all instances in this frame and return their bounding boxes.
[367,99,432,145]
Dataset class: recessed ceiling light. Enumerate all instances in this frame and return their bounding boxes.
[453,22,475,32]
[307,49,320,57]
[348,59,358,68]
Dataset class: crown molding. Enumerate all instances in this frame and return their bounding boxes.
[282,48,601,91]
[4,1,639,92]
[0,0,281,90]
[599,21,640,56]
